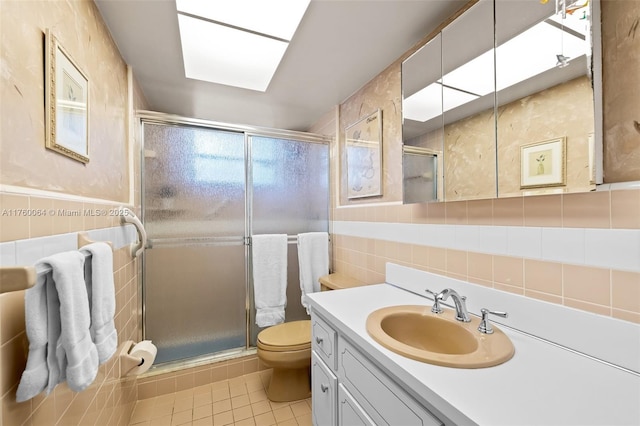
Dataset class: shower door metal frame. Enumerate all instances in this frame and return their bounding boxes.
[138,110,331,364]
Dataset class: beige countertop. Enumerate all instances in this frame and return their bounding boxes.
[319,273,366,290]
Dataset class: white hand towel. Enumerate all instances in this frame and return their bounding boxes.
[17,251,99,401]
[297,232,329,313]
[252,234,288,327]
[80,242,117,364]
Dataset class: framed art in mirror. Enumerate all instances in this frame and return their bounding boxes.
[520,137,566,189]
[346,109,382,199]
[45,29,90,163]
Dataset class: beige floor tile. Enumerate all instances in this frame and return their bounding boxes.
[268,401,289,411]
[213,410,234,426]
[193,384,212,395]
[250,401,271,416]
[175,388,195,399]
[212,380,229,391]
[232,405,253,422]
[245,379,263,393]
[235,417,256,426]
[152,403,175,419]
[193,416,214,426]
[174,397,194,413]
[231,395,250,409]
[289,401,310,418]
[248,390,267,404]
[276,419,297,426]
[156,394,177,406]
[130,421,150,426]
[304,399,311,410]
[254,412,276,426]
[194,404,213,420]
[229,377,246,387]
[213,399,232,415]
[230,385,248,398]
[150,415,172,426]
[171,409,193,426]
[272,406,294,423]
[295,414,312,426]
[194,393,213,407]
[213,388,231,402]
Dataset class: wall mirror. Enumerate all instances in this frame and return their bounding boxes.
[401,0,601,203]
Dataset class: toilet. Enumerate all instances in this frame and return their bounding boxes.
[257,320,311,402]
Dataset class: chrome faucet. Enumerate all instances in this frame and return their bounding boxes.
[426,288,471,322]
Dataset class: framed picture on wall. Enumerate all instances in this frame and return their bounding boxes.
[345,109,382,199]
[520,137,566,189]
[45,29,90,163]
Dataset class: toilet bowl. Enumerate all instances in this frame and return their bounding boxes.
[257,320,311,402]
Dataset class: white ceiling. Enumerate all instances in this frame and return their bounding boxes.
[94,0,468,131]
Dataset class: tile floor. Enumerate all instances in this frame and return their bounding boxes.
[129,370,312,426]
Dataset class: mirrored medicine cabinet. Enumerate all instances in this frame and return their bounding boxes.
[402,0,602,204]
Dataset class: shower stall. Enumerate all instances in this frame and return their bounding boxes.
[140,112,330,365]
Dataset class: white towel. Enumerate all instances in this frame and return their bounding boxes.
[297,232,329,313]
[17,251,99,402]
[80,243,117,364]
[252,234,288,327]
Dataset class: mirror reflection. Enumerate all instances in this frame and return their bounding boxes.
[401,0,598,203]
[496,0,595,197]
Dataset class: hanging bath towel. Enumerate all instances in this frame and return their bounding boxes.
[297,232,329,313]
[80,242,117,364]
[17,251,99,402]
[252,234,288,327]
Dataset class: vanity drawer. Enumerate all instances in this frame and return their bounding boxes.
[312,351,337,426]
[338,337,443,426]
[338,383,375,426]
[312,314,337,370]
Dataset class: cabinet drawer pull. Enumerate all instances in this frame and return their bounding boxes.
[316,337,324,344]
[321,384,329,393]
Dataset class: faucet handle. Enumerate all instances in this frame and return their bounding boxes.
[478,308,508,334]
[425,289,443,314]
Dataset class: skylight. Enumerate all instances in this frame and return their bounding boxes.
[176,0,310,92]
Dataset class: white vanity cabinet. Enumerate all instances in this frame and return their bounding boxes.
[311,312,445,426]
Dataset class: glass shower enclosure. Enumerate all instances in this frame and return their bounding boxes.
[141,114,329,365]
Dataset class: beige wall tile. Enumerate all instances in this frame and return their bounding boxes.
[493,256,523,287]
[412,245,429,268]
[524,290,563,305]
[494,282,524,295]
[611,189,640,229]
[445,201,467,224]
[563,265,611,305]
[493,197,524,226]
[611,270,640,313]
[411,203,429,224]
[1,333,28,396]
[564,298,611,316]
[0,193,30,241]
[446,249,467,278]
[467,199,492,225]
[523,194,562,227]
[563,191,610,228]
[0,291,26,344]
[428,247,446,272]
[51,198,71,234]
[28,197,54,238]
[612,309,640,324]
[468,277,493,288]
[427,203,446,224]
[524,259,562,295]
[398,204,412,223]
[468,252,493,281]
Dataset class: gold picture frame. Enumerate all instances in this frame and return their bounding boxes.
[345,109,383,199]
[45,29,89,163]
[520,137,566,189]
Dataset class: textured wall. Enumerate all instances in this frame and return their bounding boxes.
[602,0,640,182]
[0,0,129,202]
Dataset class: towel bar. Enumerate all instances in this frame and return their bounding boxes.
[0,266,36,294]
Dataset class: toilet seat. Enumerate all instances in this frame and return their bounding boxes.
[257,320,311,352]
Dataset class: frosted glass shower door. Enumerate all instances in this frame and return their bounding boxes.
[143,123,247,364]
[249,136,329,345]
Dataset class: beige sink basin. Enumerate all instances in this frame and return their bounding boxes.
[366,305,515,368]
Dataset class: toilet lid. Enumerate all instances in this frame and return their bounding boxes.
[257,320,311,351]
